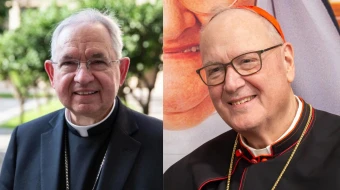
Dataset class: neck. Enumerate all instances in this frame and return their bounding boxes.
[241,95,298,149]
[69,105,113,126]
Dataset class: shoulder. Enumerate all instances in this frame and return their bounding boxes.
[314,108,340,124]
[311,108,340,140]
[5,109,64,157]
[15,109,64,137]
[189,129,237,162]
[116,103,162,149]
[167,129,236,169]
[129,108,162,126]
[125,106,162,135]
[164,130,237,189]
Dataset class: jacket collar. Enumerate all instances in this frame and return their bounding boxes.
[238,98,312,161]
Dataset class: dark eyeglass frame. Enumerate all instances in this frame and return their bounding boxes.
[196,44,283,86]
[50,59,120,72]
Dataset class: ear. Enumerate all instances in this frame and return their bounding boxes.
[282,43,295,83]
[119,57,130,86]
[45,60,56,88]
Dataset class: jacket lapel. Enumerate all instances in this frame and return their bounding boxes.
[41,110,65,190]
[96,100,141,190]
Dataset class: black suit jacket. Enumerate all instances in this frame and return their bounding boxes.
[0,99,163,190]
[164,101,340,190]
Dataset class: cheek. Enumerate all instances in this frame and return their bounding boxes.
[208,86,223,105]
[249,62,286,97]
[98,71,121,92]
[54,74,74,93]
[249,75,288,114]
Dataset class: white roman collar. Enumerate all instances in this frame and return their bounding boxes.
[240,96,302,157]
[65,99,116,137]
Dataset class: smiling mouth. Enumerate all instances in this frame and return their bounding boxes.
[74,91,98,95]
[164,45,200,54]
[182,45,200,53]
[229,95,256,106]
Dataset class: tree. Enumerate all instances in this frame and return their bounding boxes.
[0,4,71,123]
[0,0,162,124]
[78,0,163,114]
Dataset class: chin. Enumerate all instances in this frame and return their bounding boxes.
[73,108,97,116]
[224,116,260,133]
[233,125,258,133]
[71,104,101,115]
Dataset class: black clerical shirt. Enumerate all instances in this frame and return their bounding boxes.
[60,103,119,190]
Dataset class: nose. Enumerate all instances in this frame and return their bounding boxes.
[74,63,94,85]
[223,66,246,93]
[163,0,196,40]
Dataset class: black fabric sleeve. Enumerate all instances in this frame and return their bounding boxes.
[0,127,18,190]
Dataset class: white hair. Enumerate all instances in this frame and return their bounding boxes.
[50,8,123,60]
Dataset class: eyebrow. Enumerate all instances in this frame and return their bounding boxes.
[204,61,223,67]
[59,53,109,61]
[60,54,76,60]
[89,53,108,59]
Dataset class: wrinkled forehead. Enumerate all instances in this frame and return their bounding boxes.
[57,22,111,45]
[54,23,114,60]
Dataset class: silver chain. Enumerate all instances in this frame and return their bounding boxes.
[64,131,108,190]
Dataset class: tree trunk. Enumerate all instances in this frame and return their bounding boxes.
[33,86,41,112]
[11,84,26,125]
[19,97,25,124]
[142,87,153,115]
[125,68,160,115]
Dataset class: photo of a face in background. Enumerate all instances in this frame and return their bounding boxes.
[164,0,255,130]
[163,0,340,172]
[163,0,256,171]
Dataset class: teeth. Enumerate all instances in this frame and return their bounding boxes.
[231,96,255,105]
[76,91,96,95]
[183,46,200,53]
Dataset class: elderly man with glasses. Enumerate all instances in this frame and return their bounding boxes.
[0,9,162,190]
[164,6,340,190]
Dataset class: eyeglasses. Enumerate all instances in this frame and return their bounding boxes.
[196,44,283,86]
[51,59,120,73]
[179,0,237,15]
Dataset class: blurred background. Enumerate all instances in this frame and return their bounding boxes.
[0,0,162,168]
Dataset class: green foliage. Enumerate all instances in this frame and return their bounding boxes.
[0,4,71,86]
[0,0,162,114]
[0,4,72,123]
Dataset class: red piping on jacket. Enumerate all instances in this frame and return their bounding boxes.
[238,168,248,190]
[198,157,242,190]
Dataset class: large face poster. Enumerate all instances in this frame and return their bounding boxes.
[163,0,255,172]
[163,0,340,172]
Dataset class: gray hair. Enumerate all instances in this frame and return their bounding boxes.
[50,8,123,60]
